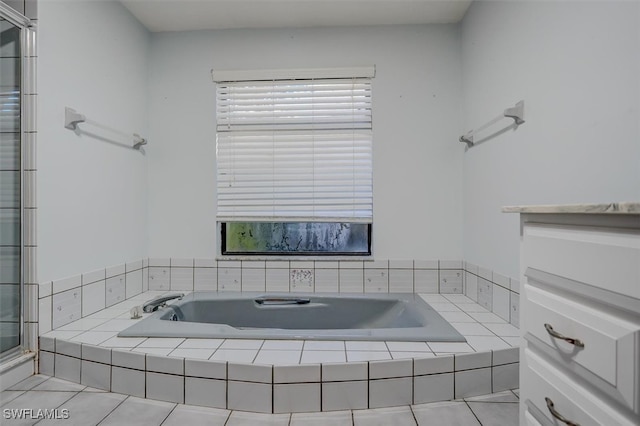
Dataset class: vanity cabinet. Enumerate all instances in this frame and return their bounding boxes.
[506,204,640,426]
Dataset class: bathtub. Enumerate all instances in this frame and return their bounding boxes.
[118,292,466,342]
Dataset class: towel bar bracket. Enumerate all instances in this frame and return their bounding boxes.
[504,101,525,125]
[64,107,86,131]
[459,134,474,148]
[459,100,525,148]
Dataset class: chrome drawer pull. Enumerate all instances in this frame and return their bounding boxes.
[545,397,580,426]
[544,323,584,348]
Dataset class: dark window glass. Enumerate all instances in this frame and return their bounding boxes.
[222,222,371,256]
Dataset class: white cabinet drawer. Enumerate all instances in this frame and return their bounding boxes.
[524,283,639,412]
[523,223,640,298]
[522,348,638,426]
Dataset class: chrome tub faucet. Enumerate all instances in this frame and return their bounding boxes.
[142,293,185,313]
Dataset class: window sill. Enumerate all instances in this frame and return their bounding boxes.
[216,255,373,262]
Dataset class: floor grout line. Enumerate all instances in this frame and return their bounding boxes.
[463,400,484,426]
[94,393,130,425]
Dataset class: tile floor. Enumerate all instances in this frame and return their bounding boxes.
[41,292,520,363]
[1,375,520,425]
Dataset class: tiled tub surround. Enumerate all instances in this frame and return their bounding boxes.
[34,258,520,413]
[462,262,520,329]
[38,258,520,336]
[38,291,519,413]
[38,260,150,335]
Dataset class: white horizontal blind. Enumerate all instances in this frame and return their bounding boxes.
[216,78,372,222]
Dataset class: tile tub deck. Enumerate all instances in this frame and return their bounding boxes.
[38,291,519,413]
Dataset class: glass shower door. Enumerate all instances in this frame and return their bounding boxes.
[0,17,22,357]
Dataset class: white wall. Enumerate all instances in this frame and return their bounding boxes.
[38,1,149,282]
[37,1,640,281]
[461,1,640,279]
[147,25,464,260]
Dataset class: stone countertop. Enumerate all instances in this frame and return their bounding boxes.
[502,202,640,215]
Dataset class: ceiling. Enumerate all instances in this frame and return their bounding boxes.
[120,0,473,32]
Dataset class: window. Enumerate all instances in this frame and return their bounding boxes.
[214,68,374,255]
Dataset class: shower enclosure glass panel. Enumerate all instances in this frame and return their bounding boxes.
[0,17,22,356]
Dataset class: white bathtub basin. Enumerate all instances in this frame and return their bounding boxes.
[118,292,466,342]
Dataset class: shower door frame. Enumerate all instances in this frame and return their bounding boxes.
[0,2,35,363]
